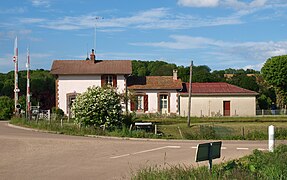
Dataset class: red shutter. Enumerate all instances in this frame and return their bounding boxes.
[101,75,105,87]
[131,100,135,111]
[144,95,148,112]
[113,75,117,88]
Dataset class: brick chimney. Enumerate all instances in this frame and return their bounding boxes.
[173,69,178,80]
[90,49,95,62]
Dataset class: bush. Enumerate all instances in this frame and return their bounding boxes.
[72,86,123,128]
[51,107,65,119]
[0,96,14,120]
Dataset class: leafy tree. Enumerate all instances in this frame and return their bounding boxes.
[261,55,287,108]
[0,96,14,120]
[228,74,259,92]
[72,86,123,128]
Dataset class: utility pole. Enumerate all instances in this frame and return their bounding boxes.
[187,61,193,127]
[13,36,20,116]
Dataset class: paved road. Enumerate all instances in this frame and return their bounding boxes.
[0,121,285,180]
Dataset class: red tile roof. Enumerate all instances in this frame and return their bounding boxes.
[182,82,258,96]
[128,76,182,90]
[50,60,132,75]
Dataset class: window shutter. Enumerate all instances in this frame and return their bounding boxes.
[101,75,105,87]
[131,100,135,111]
[113,75,117,88]
[144,95,148,112]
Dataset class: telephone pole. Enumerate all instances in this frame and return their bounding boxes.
[187,61,193,127]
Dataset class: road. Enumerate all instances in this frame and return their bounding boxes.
[0,121,284,180]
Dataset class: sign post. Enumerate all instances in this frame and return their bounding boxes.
[195,141,222,174]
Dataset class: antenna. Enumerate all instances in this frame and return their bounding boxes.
[93,16,103,56]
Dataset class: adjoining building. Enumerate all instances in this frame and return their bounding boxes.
[179,82,258,117]
[51,52,258,117]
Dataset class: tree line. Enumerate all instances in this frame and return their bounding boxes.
[1,55,286,119]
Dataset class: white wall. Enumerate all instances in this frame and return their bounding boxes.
[58,75,126,114]
[131,90,179,114]
[179,95,256,117]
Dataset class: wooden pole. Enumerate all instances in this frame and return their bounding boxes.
[187,61,193,127]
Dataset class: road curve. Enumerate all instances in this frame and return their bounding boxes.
[0,121,285,180]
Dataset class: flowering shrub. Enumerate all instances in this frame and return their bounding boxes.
[72,86,123,128]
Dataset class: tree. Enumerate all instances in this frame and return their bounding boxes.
[228,74,259,92]
[261,55,287,108]
[0,96,14,120]
[72,86,123,128]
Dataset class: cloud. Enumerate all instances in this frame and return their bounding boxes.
[178,0,219,7]
[30,0,51,7]
[177,0,268,9]
[0,7,26,14]
[131,35,287,69]
[18,8,242,31]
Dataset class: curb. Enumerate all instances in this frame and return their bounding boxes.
[7,122,193,142]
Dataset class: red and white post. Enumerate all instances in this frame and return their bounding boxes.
[26,47,31,120]
[13,37,20,115]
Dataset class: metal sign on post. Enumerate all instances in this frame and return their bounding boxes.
[195,141,222,174]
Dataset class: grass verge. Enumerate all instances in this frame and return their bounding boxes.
[132,144,287,180]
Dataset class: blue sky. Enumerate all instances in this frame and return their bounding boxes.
[1,0,287,73]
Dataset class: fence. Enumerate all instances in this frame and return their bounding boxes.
[256,109,287,116]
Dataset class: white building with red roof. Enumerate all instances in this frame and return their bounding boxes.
[179,82,258,117]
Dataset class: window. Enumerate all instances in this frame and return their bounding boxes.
[160,95,168,109]
[101,75,117,87]
[136,96,144,110]
[105,75,113,86]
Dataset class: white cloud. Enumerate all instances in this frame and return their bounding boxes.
[31,0,51,7]
[131,35,287,69]
[177,0,268,9]
[19,18,45,23]
[0,7,26,14]
[19,8,242,31]
[178,0,219,7]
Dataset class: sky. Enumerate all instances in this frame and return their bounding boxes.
[1,0,287,73]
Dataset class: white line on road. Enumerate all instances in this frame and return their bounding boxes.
[110,154,130,159]
[191,146,227,149]
[110,146,181,159]
[236,147,249,150]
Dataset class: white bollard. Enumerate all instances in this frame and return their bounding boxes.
[268,125,275,152]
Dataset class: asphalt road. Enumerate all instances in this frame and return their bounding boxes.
[0,121,285,180]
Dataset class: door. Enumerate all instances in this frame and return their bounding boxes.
[160,95,168,114]
[223,101,230,116]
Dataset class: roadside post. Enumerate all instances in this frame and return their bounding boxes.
[268,125,275,152]
[195,141,222,174]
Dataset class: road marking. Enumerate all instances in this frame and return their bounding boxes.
[110,154,130,159]
[191,146,227,149]
[110,146,181,159]
[236,147,249,150]
[258,148,266,151]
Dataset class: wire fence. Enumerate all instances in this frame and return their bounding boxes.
[256,109,287,116]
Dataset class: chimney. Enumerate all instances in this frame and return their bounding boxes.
[90,49,95,62]
[173,69,178,80]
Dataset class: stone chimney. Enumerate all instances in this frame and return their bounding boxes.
[90,49,95,62]
[173,69,178,80]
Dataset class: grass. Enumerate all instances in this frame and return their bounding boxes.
[9,115,287,140]
[132,144,287,180]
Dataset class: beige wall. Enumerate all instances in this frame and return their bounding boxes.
[179,95,256,117]
[58,75,126,114]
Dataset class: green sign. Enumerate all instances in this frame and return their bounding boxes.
[195,141,222,162]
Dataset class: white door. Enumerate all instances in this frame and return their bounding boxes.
[160,95,168,114]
